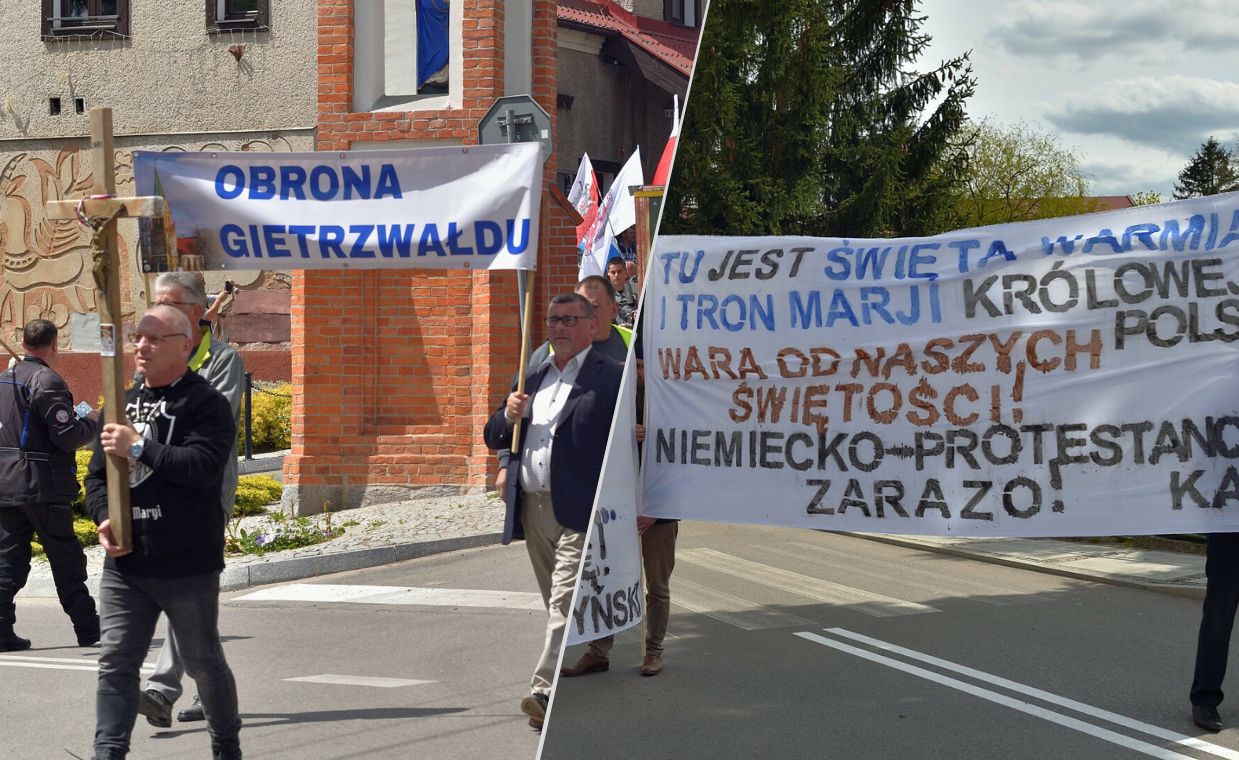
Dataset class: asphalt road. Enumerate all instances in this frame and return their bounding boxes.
[542,522,1236,760]
[3,543,546,760]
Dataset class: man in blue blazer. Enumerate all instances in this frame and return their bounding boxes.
[484,292,622,732]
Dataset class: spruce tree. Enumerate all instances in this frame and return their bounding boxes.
[662,0,974,238]
[1172,137,1239,199]
[662,0,836,235]
[816,0,974,237]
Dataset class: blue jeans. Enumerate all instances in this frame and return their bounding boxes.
[94,565,240,758]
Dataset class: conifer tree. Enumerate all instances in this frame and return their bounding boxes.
[663,0,974,237]
[1172,137,1239,199]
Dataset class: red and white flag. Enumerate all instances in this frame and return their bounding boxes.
[568,153,599,251]
[652,94,681,186]
[583,148,644,279]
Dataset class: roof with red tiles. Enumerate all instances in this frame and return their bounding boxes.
[1088,195,1136,211]
[558,0,698,79]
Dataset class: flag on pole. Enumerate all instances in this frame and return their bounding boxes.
[581,148,643,279]
[653,95,681,186]
[568,153,600,252]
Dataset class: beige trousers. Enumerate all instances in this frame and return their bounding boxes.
[588,520,678,659]
[522,491,586,695]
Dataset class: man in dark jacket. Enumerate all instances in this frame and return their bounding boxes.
[484,292,622,731]
[140,271,245,728]
[85,305,240,760]
[0,319,99,651]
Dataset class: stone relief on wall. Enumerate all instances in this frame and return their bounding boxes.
[0,148,99,347]
[0,135,298,348]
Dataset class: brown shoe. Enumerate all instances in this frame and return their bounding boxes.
[560,651,610,677]
[640,653,663,676]
[520,692,548,732]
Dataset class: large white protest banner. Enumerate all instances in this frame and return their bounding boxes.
[133,143,542,271]
[566,350,643,645]
[643,193,1239,537]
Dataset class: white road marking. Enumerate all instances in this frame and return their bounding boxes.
[671,577,818,630]
[0,654,154,674]
[234,583,544,610]
[823,627,1239,760]
[679,548,937,617]
[776,540,1045,604]
[795,631,1196,760]
[284,674,435,688]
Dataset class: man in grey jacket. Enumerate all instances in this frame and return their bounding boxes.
[136,273,244,728]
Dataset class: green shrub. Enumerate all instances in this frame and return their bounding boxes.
[33,517,98,556]
[72,448,92,517]
[235,475,283,516]
[225,512,338,556]
[239,381,292,453]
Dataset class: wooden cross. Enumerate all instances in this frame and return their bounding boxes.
[45,108,165,552]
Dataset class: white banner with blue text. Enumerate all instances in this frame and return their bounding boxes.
[643,192,1239,536]
[133,143,542,271]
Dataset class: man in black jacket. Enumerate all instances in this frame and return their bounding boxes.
[85,305,241,760]
[484,292,622,731]
[0,319,100,651]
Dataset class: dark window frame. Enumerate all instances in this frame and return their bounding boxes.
[205,0,270,34]
[663,0,700,27]
[41,0,130,40]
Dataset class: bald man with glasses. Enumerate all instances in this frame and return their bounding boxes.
[484,292,623,731]
[138,272,244,729]
[86,305,241,760]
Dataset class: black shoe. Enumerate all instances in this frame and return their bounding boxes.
[0,630,31,651]
[138,689,173,729]
[179,695,206,722]
[75,616,100,647]
[1193,704,1223,732]
[520,692,549,732]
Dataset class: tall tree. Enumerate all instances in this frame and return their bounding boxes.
[952,119,1099,227]
[1173,137,1239,199]
[661,0,836,235]
[662,0,975,238]
[816,0,974,237]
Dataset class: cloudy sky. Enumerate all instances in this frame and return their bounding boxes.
[921,0,1239,198]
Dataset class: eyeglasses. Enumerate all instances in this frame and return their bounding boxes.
[126,332,189,347]
[545,314,589,327]
[153,299,197,308]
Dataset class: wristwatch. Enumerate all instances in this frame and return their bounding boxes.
[128,438,145,460]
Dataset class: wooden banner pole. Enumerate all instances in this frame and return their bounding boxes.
[511,263,537,451]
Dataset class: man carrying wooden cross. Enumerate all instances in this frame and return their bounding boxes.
[136,272,245,729]
[86,304,241,760]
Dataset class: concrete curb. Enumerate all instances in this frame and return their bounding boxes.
[237,453,286,476]
[23,532,504,598]
[218,532,505,591]
[847,532,1207,601]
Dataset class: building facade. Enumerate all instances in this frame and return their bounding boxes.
[0,1,315,398]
